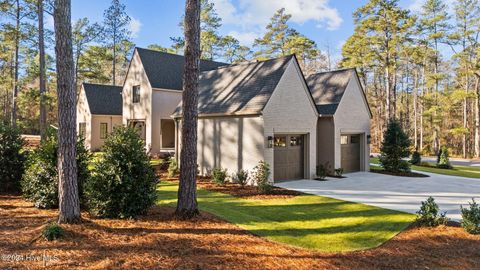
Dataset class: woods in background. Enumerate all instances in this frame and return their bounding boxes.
[1,0,479,157]
[342,0,480,157]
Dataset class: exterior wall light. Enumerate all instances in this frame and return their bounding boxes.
[267,136,273,148]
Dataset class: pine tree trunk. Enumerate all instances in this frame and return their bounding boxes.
[475,75,480,158]
[54,0,81,224]
[112,37,116,85]
[11,0,20,128]
[413,69,418,149]
[38,0,47,140]
[175,0,200,219]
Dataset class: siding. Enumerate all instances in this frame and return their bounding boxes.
[76,87,92,149]
[197,116,264,180]
[90,115,123,151]
[262,59,318,181]
[333,76,371,171]
[122,51,153,149]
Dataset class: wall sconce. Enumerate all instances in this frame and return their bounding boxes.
[267,136,273,148]
[367,135,371,145]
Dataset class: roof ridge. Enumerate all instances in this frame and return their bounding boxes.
[202,54,294,72]
[308,68,355,77]
[135,46,227,65]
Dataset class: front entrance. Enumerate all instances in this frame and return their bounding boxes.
[274,134,304,181]
[161,119,175,149]
[341,134,361,173]
[128,120,146,141]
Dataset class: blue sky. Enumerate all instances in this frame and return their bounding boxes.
[49,0,442,61]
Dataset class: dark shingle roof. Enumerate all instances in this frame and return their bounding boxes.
[136,47,227,90]
[173,55,294,116]
[306,68,354,115]
[82,83,123,115]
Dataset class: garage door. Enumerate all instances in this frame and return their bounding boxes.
[341,134,361,173]
[274,135,304,181]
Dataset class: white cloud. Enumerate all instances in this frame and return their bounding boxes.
[129,17,142,38]
[46,14,54,30]
[228,30,259,47]
[212,0,343,30]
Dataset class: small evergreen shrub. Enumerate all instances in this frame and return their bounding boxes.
[84,126,157,218]
[0,123,26,192]
[416,197,449,227]
[42,222,64,241]
[167,157,179,177]
[316,164,327,180]
[334,168,344,177]
[235,169,248,187]
[253,161,272,194]
[379,119,411,173]
[410,151,421,165]
[436,146,452,169]
[461,198,480,234]
[21,132,90,209]
[212,167,227,185]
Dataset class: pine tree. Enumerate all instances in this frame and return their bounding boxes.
[379,119,411,172]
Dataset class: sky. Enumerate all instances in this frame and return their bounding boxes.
[46,0,453,61]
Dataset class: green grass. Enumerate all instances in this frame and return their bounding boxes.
[370,157,480,178]
[157,181,414,253]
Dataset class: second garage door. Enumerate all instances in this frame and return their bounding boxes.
[274,135,304,181]
[341,134,361,173]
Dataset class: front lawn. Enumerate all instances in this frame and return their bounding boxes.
[370,157,480,178]
[157,181,414,252]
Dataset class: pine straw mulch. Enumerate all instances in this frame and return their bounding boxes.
[157,172,303,200]
[370,168,430,178]
[1,194,480,270]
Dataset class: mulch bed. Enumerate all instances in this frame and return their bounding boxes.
[1,194,479,269]
[370,168,429,178]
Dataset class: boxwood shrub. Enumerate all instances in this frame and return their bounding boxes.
[84,126,157,218]
[0,123,26,192]
[21,132,90,209]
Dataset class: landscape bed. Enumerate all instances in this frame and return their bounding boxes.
[1,192,479,269]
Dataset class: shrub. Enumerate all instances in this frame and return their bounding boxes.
[0,123,26,193]
[416,197,449,227]
[21,132,90,209]
[252,161,272,194]
[212,167,228,185]
[42,222,64,241]
[84,126,157,218]
[410,150,421,165]
[461,198,480,234]
[235,169,248,187]
[379,119,411,173]
[437,146,452,169]
[316,164,327,180]
[168,157,179,177]
[334,168,344,177]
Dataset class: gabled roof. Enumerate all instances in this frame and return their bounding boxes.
[82,83,123,115]
[135,47,227,90]
[306,68,355,115]
[173,55,294,117]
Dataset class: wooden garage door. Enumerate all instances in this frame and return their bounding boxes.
[274,135,304,181]
[341,134,361,173]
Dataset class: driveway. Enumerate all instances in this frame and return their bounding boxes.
[275,172,480,221]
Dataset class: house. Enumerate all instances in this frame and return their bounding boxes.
[172,55,371,182]
[77,83,123,150]
[121,47,226,154]
[77,47,371,182]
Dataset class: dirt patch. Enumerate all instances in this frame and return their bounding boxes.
[370,168,429,178]
[1,195,479,269]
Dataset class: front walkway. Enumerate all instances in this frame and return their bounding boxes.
[275,172,480,220]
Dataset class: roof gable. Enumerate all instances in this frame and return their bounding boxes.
[82,83,123,115]
[306,68,354,115]
[135,47,227,90]
[173,55,294,117]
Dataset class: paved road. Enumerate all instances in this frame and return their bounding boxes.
[275,172,480,221]
[372,153,480,167]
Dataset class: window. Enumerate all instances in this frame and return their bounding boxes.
[274,136,287,147]
[341,135,348,145]
[100,123,108,139]
[78,122,86,139]
[351,135,360,144]
[132,85,140,103]
[290,136,303,146]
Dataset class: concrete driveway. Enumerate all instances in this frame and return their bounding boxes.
[275,171,480,221]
